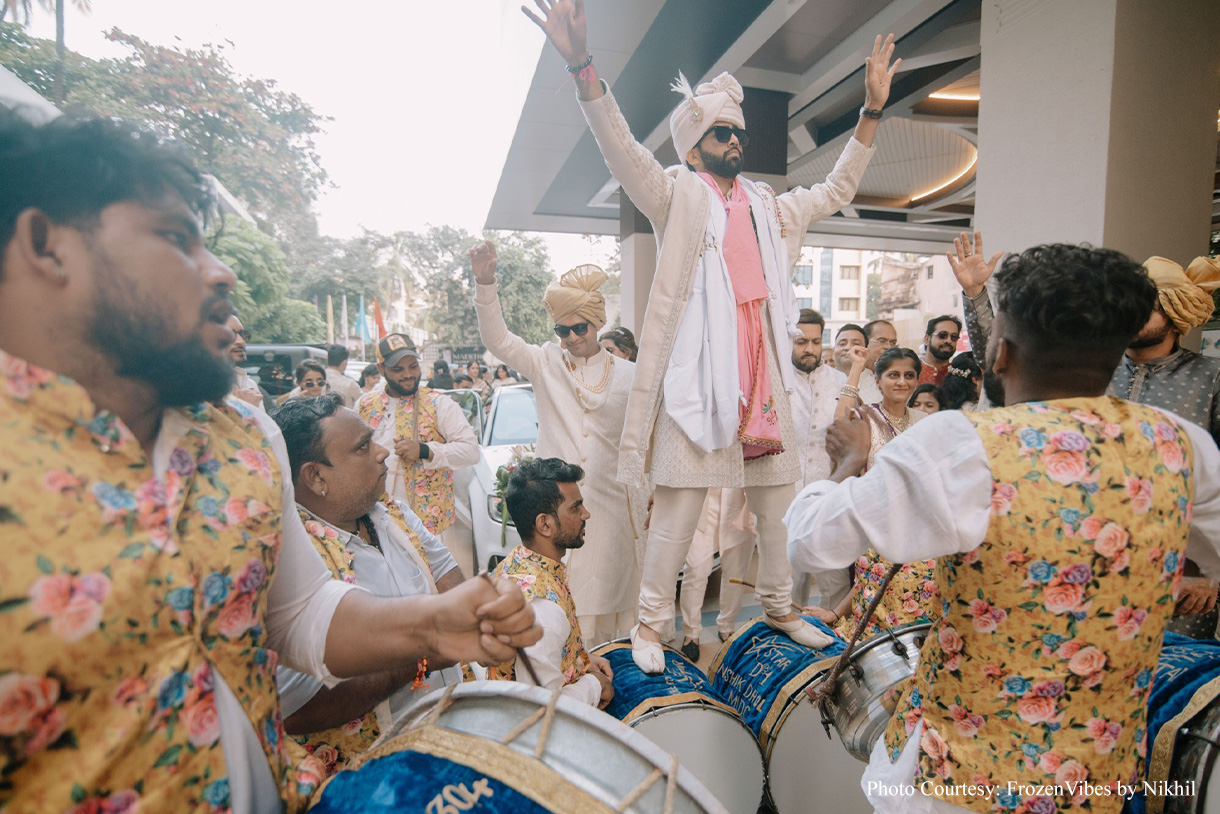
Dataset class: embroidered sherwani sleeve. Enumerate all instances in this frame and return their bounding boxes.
[517,600,602,706]
[474,281,547,382]
[250,409,357,686]
[421,393,480,471]
[785,411,993,572]
[964,285,994,371]
[778,137,874,234]
[579,83,674,225]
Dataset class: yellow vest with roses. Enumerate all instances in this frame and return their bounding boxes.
[883,398,1193,814]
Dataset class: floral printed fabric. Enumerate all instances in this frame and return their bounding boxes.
[487,546,591,685]
[835,551,940,640]
[357,387,456,534]
[882,398,1194,814]
[0,352,312,812]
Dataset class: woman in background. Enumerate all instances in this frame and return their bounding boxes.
[277,359,330,405]
[942,351,982,410]
[599,326,638,361]
[907,383,944,414]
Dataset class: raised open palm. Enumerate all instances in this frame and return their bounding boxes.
[522,0,587,67]
[948,230,1003,298]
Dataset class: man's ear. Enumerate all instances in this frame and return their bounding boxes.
[12,209,72,286]
[685,146,702,172]
[534,512,555,540]
[299,462,326,498]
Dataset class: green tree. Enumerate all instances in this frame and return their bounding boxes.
[866,272,882,320]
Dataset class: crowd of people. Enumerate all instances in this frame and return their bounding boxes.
[2,1,1220,812]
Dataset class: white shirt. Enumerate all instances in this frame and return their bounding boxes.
[163,400,358,814]
[858,369,883,406]
[790,363,846,489]
[326,368,364,408]
[784,407,1220,814]
[363,385,480,507]
[231,369,264,410]
[277,502,462,723]
[514,599,602,707]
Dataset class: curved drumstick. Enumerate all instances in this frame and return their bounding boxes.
[481,573,545,686]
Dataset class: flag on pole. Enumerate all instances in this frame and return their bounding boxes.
[326,295,335,344]
[355,293,370,346]
[374,298,388,340]
[341,293,350,345]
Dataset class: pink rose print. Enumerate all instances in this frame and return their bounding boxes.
[341,718,364,736]
[113,675,149,708]
[1068,646,1107,682]
[990,483,1017,516]
[1126,477,1153,514]
[29,574,73,618]
[1015,695,1057,724]
[1093,522,1129,558]
[1158,440,1185,473]
[183,692,220,748]
[1,355,55,400]
[1043,449,1087,484]
[1103,423,1122,439]
[52,595,106,642]
[28,572,111,642]
[1054,759,1089,788]
[66,790,139,814]
[920,725,950,761]
[217,592,256,640]
[1114,606,1147,641]
[238,447,274,485]
[225,497,250,525]
[938,626,963,654]
[948,704,984,738]
[1069,410,1101,426]
[1043,582,1084,615]
[1080,515,1104,540]
[42,469,83,495]
[0,673,60,737]
[1039,751,1063,773]
[314,743,341,775]
[1004,551,1027,566]
[1155,422,1178,442]
[23,705,66,754]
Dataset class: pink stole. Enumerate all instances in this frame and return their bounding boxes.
[700,173,783,459]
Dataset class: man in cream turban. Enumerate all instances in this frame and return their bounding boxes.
[526,0,901,671]
[471,241,645,647]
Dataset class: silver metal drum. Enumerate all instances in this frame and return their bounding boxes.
[311,681,730,814]
[1161,695,1220,814]
[821,623,929,762]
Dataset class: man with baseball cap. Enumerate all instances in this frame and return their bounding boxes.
[356,333,479,571]
[527,0,899,671]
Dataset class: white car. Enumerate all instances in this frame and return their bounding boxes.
[467,383,538,573]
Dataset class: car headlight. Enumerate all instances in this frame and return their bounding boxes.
[487,494,515,526]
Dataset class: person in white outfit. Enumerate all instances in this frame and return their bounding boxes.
[525,0,900,672]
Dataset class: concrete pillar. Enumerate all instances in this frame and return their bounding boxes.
[975,0,1220,265]
[619,196,656,335]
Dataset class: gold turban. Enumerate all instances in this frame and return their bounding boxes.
[1144,255,1220,334]
[542,264,609,330]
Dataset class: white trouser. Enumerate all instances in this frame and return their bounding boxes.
[641,483,795,631]
[578,610,638,650]
[679,488,758,640]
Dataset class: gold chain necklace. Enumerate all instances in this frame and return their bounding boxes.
[565,351,613,400]
[878,403,911,433]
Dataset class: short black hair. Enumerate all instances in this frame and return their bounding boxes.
[505,457,584,542]
[327,344,349,366]
[836,323,868,345]
[864,319,894,339]
[269,394,343,481]
[908,383,945,410]
[358,363,379,388]
[295,358,326,383]
[925,314,963,337]
[797,309,825,329]
[875,346,922,377]
[992,244,1155,363]
[0,112,214,280]
[453,372,473,385]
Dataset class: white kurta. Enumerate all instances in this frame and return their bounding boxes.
[475,282,644,617]
[790,363,847,489]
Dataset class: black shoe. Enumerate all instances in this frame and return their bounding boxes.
[681,639,700,662]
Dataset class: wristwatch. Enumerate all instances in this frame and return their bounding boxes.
[418,442,431,461]
[859,106,883,120]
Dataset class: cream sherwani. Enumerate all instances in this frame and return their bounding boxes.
[475,283,644,645]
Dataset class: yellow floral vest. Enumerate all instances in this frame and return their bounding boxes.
[883,398,1194,814]
[835,551,940,639]
[0,355,315,813]
[357,387,456,534]
[291,502,437,777]
[487,546,591,685]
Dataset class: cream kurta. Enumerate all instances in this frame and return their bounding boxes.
[475,282,644,617]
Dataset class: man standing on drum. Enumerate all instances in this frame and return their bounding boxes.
[786,244,1220,814]
[471,242,643,647]
[489,458,616,709]
[526,0,901,673]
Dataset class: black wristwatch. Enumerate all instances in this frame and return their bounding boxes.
[859,106,883,120]
[418,442,431,461]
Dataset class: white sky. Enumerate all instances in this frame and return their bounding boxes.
[26,0,615,273]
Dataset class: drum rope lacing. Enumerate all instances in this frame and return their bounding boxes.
[805,561,904,709]
[615,753,680,814]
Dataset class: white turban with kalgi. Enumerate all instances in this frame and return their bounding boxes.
[668,71,746,162]
[1143,255,1220,334]
[542,264,609,330]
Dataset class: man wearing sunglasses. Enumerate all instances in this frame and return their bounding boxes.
[471,242,646,648]
[527,0,900,672]
[919,315,963,386]
[226,314,264,409]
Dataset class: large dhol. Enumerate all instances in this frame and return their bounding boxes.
[592,640,766,814]
[310,681,729,814]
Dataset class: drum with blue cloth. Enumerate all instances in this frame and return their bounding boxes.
[591,640,765,814]
[310,681,729,814]
[710,615,879,814]
[1128,633,1220,814]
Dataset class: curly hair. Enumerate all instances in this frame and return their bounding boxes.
[992,244,1155,359]
[942,352,981,409]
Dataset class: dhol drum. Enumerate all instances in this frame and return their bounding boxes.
[1130,633,1220,814]
[310,681,729,814]
[592,640,766,814]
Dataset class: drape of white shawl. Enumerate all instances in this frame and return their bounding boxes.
[663,177,797,452]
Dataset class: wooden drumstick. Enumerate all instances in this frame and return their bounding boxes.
[480,573,544,686]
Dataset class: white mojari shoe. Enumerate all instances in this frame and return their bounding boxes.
[764,614,834,649]
[630,624,666,674]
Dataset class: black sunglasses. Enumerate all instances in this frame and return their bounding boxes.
[554,322,591,339]
[236,330,252,341]
[705,125,749,148]
[932,331,960,341]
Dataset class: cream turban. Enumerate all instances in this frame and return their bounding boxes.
[668,71,746,163]
[542,264,609,330]
[1144,255,1220,334]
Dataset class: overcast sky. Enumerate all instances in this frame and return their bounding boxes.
[27,0,613,272]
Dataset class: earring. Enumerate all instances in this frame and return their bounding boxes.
[321,488,326,497]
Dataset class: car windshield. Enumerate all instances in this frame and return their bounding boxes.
[487,388,538,446]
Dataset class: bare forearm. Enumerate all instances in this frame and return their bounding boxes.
[284,668,412,735]
[852,114,880,148]
[324,592,437,678]
[436,567,464,594]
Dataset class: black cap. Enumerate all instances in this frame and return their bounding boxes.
[375,333,419,367]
